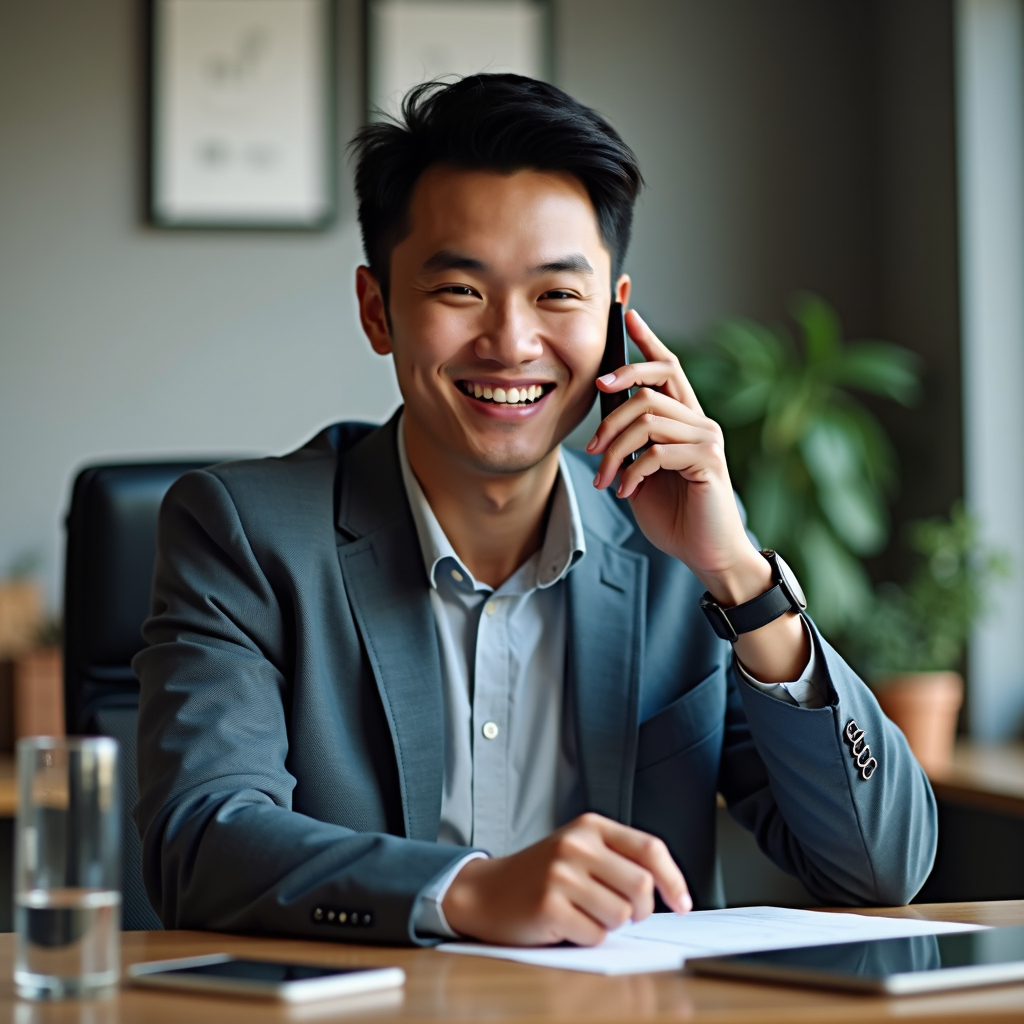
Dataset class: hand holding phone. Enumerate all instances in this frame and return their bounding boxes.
[588,306,811,683]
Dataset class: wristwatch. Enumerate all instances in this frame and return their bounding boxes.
[700,550,807,643]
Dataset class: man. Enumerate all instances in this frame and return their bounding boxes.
[134,75,937,947]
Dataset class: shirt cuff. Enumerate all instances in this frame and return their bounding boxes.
[734,617,827,709]
[413,852,489,939]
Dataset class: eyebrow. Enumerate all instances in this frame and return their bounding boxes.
[421,250,488,273]
[530,253,594,275]
[419,250,595,275]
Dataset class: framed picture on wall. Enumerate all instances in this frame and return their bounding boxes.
[148,0,334,229]
[366,0,551,121]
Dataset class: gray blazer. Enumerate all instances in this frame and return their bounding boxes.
[133,413,937,945]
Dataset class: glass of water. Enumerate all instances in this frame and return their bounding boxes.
[14,736,121,999]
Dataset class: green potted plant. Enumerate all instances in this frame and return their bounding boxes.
[673,293,921,636]
[846,504,1010,772]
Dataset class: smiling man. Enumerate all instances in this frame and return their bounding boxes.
[134,75,937,946]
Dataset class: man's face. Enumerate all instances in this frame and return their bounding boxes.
[358,166,627,476]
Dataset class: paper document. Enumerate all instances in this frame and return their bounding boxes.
[439,906,984,975]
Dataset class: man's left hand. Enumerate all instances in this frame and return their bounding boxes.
[587,308,767,606]
[587,308,810,683]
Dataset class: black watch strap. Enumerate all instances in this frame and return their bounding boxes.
[700,583,797,643]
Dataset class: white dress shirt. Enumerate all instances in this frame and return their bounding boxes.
[396,419,824,936]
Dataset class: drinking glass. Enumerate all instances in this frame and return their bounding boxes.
[14,737,121,999]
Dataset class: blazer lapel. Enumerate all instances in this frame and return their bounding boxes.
[334,413,445,842]
[564,454,648,825]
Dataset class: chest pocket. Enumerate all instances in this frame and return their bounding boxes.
[636,664,727,772]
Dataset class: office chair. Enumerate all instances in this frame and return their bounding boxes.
[64,459,233,930]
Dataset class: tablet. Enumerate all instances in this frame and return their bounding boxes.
[688,925,1024,995]
[128,954,405,1002]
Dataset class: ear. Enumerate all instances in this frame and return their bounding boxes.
[356,266,393,355]
[614,273,632,308]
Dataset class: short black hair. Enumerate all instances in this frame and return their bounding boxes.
[350,74,643,304]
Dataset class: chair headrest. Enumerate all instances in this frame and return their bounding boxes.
[64,461,226,671]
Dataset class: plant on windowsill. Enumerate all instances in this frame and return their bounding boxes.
[845,504,1010,772]
[670,292,921,637]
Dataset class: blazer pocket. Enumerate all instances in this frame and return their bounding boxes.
[636,665,727,772]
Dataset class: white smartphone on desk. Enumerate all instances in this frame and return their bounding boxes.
[128,954,405,1003]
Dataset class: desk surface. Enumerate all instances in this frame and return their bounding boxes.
[1,901,1021,1023]
[928,742,1024,817]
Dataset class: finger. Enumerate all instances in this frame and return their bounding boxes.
[588,387,715,456]
[617,440,727,500]
[598,358,701,414]
[560,869,637,932]
[595,820,692,914]
[596,359,678,396]
[584,850,657,922]
[624,308,684,367]
[625,309,704,413]
[554,902,613,948]
[593,415,719,491]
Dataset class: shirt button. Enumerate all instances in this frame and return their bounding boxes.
[450,569,464,583]
[485,600,497,616]
[482,721,499,740]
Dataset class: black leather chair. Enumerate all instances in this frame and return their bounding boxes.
[64,460,232,930]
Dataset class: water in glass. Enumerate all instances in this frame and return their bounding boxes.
[15,888,120,998]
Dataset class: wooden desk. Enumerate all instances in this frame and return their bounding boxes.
[0,902,1021,1023]
[928,742,1024,818]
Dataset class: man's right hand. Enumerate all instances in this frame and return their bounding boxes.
[441,812,692,946]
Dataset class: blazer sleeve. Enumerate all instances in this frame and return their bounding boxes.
[717,617,938,906]
[132,470,474,945]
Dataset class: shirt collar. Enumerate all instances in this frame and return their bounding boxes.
[397,413,586,593]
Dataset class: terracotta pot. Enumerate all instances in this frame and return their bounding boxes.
[874,671,963,773]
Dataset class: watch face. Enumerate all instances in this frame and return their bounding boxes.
[774,553,807,610]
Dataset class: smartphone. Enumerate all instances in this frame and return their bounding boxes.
[128,954,405,1003]
[599,301,636,464]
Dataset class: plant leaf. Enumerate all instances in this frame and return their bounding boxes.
[791,292,841,367]
[800,419,888,555]
[744,458,805,548]
[832,342,921,405]
[800,519,874,633]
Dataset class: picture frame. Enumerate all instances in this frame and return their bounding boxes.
[148,0,335,230]
[365,0,551,122]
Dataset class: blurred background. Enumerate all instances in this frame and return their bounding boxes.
[1,0,1023,914]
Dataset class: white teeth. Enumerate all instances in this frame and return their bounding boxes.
[464,382,547,403]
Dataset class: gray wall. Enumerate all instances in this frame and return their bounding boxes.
[0,0,399,606]
[557,0,881,336]
[1,0,962,632]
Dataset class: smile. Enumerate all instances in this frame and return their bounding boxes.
[458,381,555,405]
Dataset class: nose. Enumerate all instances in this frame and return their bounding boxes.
[473,295,544,366]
